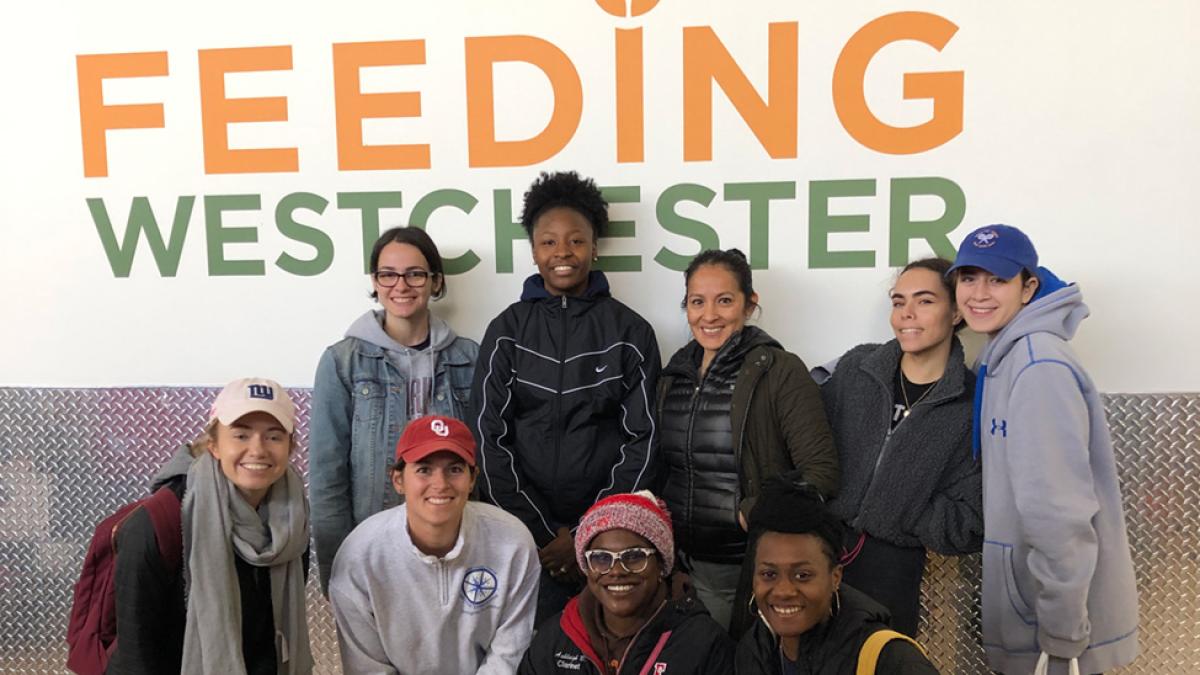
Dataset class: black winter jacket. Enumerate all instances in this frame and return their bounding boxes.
[471,271,661,547]
[816,338,982,555]
[735,585,939,674]
[519,591,735,674]
[106,475,280,675]
[658,327,838,564]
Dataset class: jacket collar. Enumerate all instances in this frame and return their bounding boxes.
[858,337,968,407]
[663,326,781,380]
[519,270,612,302]
[352,338,474,367]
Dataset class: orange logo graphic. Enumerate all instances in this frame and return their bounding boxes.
[595,0,659,18]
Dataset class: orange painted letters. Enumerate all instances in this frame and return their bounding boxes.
[333,41,430,171]
[77,52,169,178]
[682,23,798,162]
[833,12,963,154]
[615,28,645,163]
[465,36,583,167]
[198,46,298,174]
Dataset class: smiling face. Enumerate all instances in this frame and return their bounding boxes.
[208,411,292,508]
[752,532,842,640]
[394,451,476,534]
[373,241,439,322]
[955,266,1038,336]
[686,263,758,357]
[531,206,596,297]
[585,529,663,625]
[890,267,961,358]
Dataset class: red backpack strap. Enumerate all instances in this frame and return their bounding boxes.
[141,486,183,575]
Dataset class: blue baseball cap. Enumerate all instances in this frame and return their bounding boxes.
[947,224,1038,280]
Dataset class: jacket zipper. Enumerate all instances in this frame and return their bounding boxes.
[854,377,916,530]
[551,294,567,516]
[683,379,702,548]
[615,599,669,674]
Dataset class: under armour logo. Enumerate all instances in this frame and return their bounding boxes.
[654,664,668,674]
[431,419,450,437]
[973,229,999,248]
[247,384,274,400]
[990,418,1007,437]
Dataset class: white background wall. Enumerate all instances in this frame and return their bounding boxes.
[1,1,1196,392]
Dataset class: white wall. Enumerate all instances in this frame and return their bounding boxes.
[1,1,1196,392]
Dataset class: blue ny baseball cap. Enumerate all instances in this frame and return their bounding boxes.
[947,224,1039,280]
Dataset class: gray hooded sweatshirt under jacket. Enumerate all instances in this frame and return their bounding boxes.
[974,269,1138,674]
[310,309,478,592]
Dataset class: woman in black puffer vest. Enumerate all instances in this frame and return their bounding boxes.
[656,249,838,636]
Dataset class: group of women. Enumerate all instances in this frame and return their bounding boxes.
[103,168,1131,675]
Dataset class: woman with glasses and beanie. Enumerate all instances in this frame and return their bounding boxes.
[519,491,734,674]
[310,226,479,594]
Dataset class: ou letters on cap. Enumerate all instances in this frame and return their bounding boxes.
[395,415,476,466]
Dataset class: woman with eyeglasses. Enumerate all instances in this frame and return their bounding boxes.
[736,478,938,674]
[519,491,734,674]
[310,226,479,594]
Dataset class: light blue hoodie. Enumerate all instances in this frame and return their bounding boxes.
[974,268,1138,673]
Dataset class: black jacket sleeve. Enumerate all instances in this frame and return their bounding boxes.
[106,509,183,675]
[471,310,560,546]
[594,320,661,501]
[913,442,984,555]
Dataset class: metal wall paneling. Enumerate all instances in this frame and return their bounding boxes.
[0,388,1195,673]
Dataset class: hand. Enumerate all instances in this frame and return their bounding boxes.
[539,528,582,584]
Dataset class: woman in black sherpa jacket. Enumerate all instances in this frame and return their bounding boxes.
[813,258,983,636]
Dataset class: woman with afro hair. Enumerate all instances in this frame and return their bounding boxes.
[470,170,662,623]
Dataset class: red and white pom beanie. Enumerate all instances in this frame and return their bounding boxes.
[574,490,675,574]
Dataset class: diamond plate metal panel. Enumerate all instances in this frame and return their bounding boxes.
[0,388,1196,674]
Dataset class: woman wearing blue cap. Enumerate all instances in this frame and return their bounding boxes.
[949,224,1138,675]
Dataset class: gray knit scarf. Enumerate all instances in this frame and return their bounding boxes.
[181,452,313,675]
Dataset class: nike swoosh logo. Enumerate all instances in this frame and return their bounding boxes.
[595,365,608,373]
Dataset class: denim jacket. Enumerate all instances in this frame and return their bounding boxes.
[310,311,478,592]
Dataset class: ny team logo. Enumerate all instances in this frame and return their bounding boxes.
[462,567,499,606]
[247,384,274,400]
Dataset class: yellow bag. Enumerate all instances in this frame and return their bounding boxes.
[856,629,929,675]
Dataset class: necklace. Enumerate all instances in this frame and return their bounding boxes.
[899,371,938,418]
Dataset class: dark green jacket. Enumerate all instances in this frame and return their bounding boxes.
[656,327,839,523]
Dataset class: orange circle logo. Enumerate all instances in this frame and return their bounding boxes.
[595,0,660,18]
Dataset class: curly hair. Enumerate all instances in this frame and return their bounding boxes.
[519,170,609,240]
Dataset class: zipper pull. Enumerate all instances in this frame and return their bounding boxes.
[561,295,567,309]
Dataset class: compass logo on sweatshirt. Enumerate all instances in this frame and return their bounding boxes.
[461,567,499,606]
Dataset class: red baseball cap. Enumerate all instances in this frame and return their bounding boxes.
[395,415,476,466]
